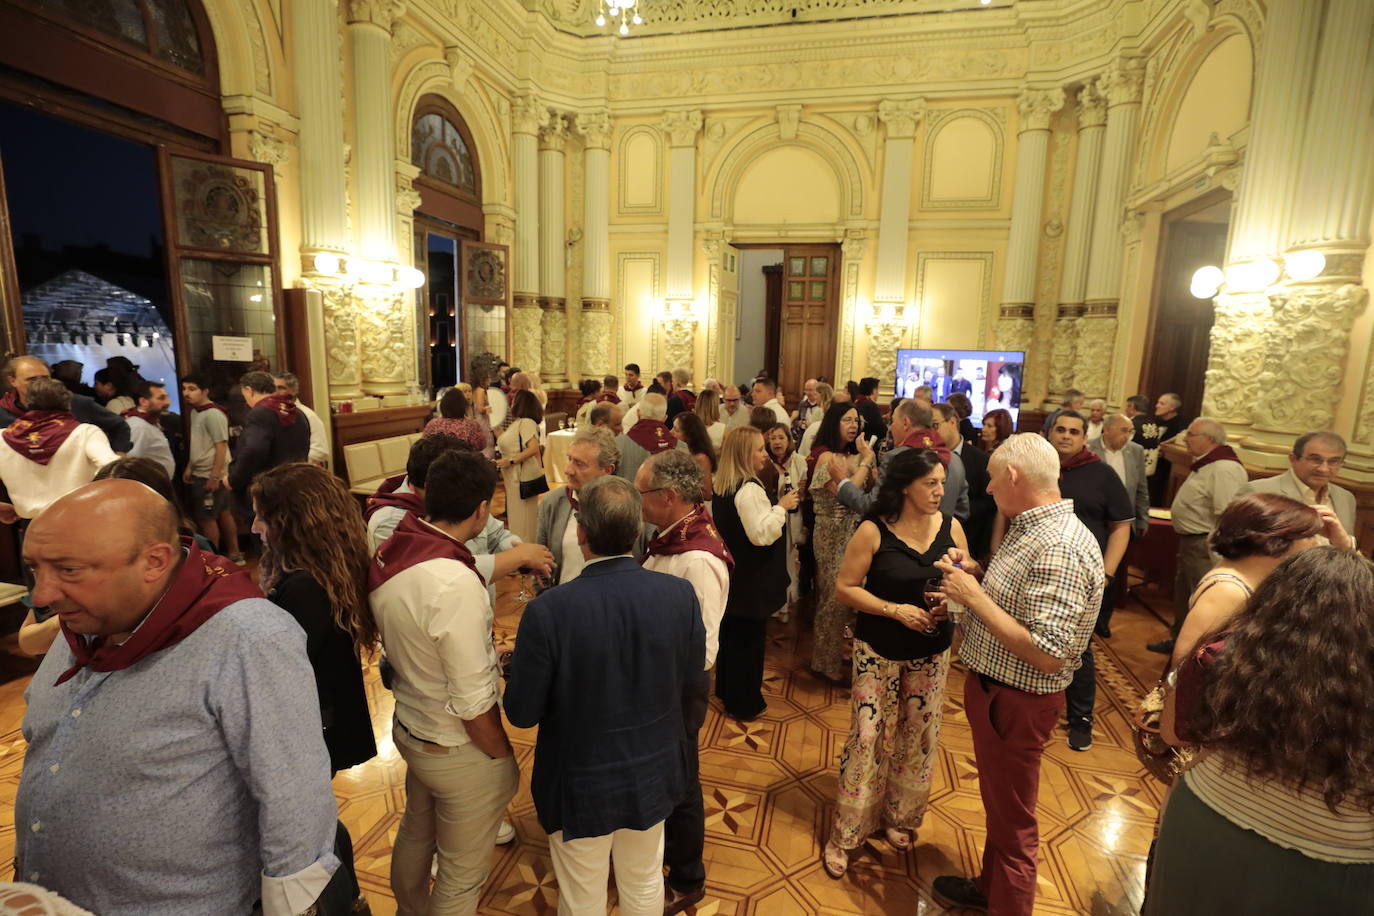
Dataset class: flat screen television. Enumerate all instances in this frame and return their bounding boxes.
[894,348,1025,427]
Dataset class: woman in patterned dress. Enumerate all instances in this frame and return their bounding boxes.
[823,448,964,877]
[807,402,863,682]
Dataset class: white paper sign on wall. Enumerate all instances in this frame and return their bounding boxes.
[211,336,254,362]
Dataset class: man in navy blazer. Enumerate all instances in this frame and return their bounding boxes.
[505,474,705,916]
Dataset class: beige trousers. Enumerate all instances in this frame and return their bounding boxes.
[546,822,665,916]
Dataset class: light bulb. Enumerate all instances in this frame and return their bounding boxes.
[1283,250,1325,281]
[398,266,426,289]
[595,13,605,24]
[632,13,642,23]
[619,20,628,33]
[1224,258,1280,292]
[1190,265,1222,298]
[313,252,340,276]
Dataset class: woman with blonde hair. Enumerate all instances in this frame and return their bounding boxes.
[249,462,377,911]
[711,425,799,719]
[695,387,727,450]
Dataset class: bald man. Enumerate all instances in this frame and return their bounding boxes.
[15,480,341,915]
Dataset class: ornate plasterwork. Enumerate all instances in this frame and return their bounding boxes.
[921,108,1005,210]
[702,234,724,381]
[776,105,803,142]
[1017,88,1067,132]
[866,316,906,384]
[1202,291,1271,425]
[443,46,473,94]
[348,0,406,29]
[577,108,613,150]
[1047,312,1080,396]
[356,286,413,394]
[512,95,547,136]
[248,131,291,169]
[661,110,703,148]
[543,0,1014,31]
[877,98,926,139]
[539,300,569,384]
[246,1,272,95]
[539,112,570,151]
[837,230,867,384]
[1252,284,1367,433]
[1078,80,1107,128]
[1073,310,1118,397]
[511,300,543,375]
[661,318,696,374]
[306,277,361,398]
[395,174,422,214]
[580,306,612,378]
[1099,59,1145,107]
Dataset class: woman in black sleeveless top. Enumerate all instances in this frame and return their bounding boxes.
[821,448,968,878]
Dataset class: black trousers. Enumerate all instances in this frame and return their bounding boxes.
[1064,577,1117,726]
[665,667,710,893]
[715,615,768,719]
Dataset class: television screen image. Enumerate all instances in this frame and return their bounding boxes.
[894,349,1025,427]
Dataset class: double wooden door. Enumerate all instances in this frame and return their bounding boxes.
[762,243,839,407]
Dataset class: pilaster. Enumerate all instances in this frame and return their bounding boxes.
[538,112,570,386]
[873,98,925,304]
[510,95,544,373]
[662,110,702,305]
[577,109,613,378]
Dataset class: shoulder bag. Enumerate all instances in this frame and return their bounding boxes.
[516,422,549,500]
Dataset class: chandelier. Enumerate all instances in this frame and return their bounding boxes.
[595,0,642,35]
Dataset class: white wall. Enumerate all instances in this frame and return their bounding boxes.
[732,248,782,385]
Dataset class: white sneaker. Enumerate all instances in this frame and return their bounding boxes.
[496,820,516,845]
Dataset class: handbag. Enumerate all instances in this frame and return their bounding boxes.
[1132,679,1194,785]
[516,426,549,500]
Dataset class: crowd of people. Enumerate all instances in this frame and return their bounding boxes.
[1,352,1371,916]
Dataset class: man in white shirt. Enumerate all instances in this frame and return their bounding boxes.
[369,449,520,914]
[1149,417,1248,654]
[1088,414,1149,537]
[636,449,730,914]
[752,377,789,426]
[617,362,646,406]
[791,378,821,439]
[720,385,749,428]
[274,372,329,467]
[0,378,117,523]
[1085,399,1106,442]
[121,380,176,479]
[1233,430,1357,540]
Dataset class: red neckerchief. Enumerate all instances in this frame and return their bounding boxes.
[566,488,579,512]
[255,393,299,427]
[1061,447,1101,473]
[855,395,873,406]
[369,511,485,590]
[623,381,643,393]
[55,538,261,685]
[0,389,22,415]
[900,428,951,467]
[1190,445,1241,474]
[3,410,80,465]
[364,473,424,522]
[677,390,697,411]
[626,417,678,454]
[191,401,230,417]
[596,391,620,405]
[121,407,157,425]
[641,504,734,570]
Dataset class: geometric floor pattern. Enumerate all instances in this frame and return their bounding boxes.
[0,574,1176,915]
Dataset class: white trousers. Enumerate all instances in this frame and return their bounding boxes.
[547,822,665,916]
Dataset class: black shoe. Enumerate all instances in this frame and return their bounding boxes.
[1146,638,1174,655]
[1094,621,1112,638]
[932,875,988,911]
[1068,720,1093,751]
[663,883,705,915]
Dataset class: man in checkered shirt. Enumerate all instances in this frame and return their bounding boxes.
[931,433,1103,915]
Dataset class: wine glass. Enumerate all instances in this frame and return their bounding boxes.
[921,579,944,633]
[515,575,533,603]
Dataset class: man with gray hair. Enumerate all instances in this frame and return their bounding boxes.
[614,392,683,485]
[1233,430,1357,540]
[540,426,649,585]
[273,371,329,467]
[1040,388,1086,437]
[932,434,1103,914]
[636,448,731,913]
[667,367,696,424]
[1148,417,1248,654]
[1144,392,1187,505]
[506,475,705,916]
[589,402,623,437]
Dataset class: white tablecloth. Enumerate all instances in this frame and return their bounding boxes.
[545,428,576,484]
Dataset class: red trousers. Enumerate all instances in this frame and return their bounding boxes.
[964,672,1064,916]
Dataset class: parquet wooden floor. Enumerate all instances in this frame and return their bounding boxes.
[0,575,1177,915]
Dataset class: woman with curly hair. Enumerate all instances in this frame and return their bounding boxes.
[1151,546,1374,914]
[807,401,863,683]
[250,462,378,912]
[821,448,966,877]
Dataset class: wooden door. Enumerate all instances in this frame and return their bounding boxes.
[778,244,839,408]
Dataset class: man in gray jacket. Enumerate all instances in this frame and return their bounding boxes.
[1089,413,1150,537]
[830,398,969,521]
[1233,430,1357,544]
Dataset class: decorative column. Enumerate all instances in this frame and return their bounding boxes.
[576,109,613,379]
[511,95,544,375]
[873,98,926,306]
[1203,0,1325,431]
[347,0,408,396]
[538,112,570,387]
[836,230,868,385]
[292,0,358,400]
[1049,81,1106,400]
[1254,0,1374,440]
[661,109,703,369]
[995,89,1065,366]
[1076,62,1142,399]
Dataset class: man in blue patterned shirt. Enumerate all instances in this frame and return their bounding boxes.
[931,434,1103,915]
[15,480,340,915]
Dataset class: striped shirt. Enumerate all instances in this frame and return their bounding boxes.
[1185,753,1374,864]
[959,499,1103,694]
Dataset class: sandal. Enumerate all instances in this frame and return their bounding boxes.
[822,842,848,879]
[885,827,913,850]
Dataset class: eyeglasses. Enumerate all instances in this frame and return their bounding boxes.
[636,487,667,496]
[1298,454,1344,468]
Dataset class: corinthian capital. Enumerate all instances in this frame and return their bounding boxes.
[1017,88,1066,132]
[1099,59,1145,107]
[660,110,703,147]
[539,112,570,152]
[512,95,546,135]
[576,108,613,150]
[877,97,926,139]
[347,0,405,30]
[1077,81,1107,129]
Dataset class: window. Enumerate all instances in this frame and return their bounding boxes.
[30,0,205,73]
[412,112,476,195]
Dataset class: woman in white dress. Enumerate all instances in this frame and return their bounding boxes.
[495,389,544,542]
[695,388,728,451]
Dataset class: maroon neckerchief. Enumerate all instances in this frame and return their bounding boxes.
[254,393,299,427]
[0,389,22,415]
[900,428,951,467]
[55,538,261,685]
[1189,445,1241,474]
[2,410,80,465]
[596,391,620,405]
[566,488,579,512]
[854,395,874,406]
[369,511,485,590]
[677,390,697,412]
[121,407,157,425]
[622,380,643,393]
[191,400,230,417]
[626,417,678,454]
[1061,447,1101,473]
[641,504,734,571]
[364,473,423,522]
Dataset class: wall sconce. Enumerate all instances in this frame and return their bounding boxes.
[1223,258,1280,293]
[312,252,342,276]
[1190,265,1222,299]
[1283,250,1325,282]
[396,266,426,289]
